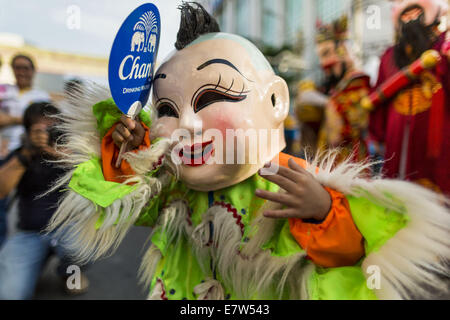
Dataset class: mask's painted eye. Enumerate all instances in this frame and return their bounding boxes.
[194,89,246,113]
[157,103,178,118]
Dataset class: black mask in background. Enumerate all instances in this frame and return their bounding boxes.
[323,61,348,95]
[394,11,437,69]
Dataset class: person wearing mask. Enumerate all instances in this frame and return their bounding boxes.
[368,0,450,196]
[315,16,372,163]
[46,3,449,300]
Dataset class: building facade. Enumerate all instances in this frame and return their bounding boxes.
[202,0,396,82]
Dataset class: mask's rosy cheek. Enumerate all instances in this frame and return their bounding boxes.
[201,109,237,136]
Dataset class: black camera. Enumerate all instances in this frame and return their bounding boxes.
[47,125,64,146]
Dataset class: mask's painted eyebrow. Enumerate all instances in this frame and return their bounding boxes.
[197,59,254,82]
[152,74,166,100]
[153,73,167,81]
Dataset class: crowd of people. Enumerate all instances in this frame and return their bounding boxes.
[0,0,448,300]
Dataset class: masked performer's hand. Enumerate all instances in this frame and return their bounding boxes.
[255,159,332,221]
[112,115,146,151]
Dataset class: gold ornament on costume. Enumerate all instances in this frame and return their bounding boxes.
[421,50,441,69]
[392,71,442,115]
[362,50,442,112]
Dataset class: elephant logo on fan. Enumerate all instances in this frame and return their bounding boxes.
[131,31,145,52]
[130,10,158,53]
[148,33,157,53]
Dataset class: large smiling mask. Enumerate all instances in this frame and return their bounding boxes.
[151,33,289,191]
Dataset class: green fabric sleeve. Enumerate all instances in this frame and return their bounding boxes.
[261,219,305,257]
[69,157,136,208]
[308,266,378,300]
[69,157,165,229]
[347,195,409,254]
[92,98,153,138]
[303,194,410,300]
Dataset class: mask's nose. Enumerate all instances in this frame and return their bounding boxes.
[178,106,203,141]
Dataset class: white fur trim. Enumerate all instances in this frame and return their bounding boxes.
[148,279,166,300]
[122,138,173,176]
[190,201,311,300]
[159,200,193,245]
[231,209,310,299]
[193,279,225,300]
[46,83,172,263]
[44,82,110,195]
[139,244,162,290]
[305,150,450,299]
[47,176,159,263]
[138,200,192,292]
[208,204,244,285]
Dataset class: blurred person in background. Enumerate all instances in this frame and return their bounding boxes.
[0,54,50,156]
[0,54,50,249]
[368,0,450,196]
[309,16,371,163]
[0,102,89,300]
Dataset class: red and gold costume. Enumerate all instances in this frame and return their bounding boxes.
[369,0,449,195]
[325,72,371,162]
[314,16,371,162]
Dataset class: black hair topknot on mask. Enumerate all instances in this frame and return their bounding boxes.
[175,2,220,51]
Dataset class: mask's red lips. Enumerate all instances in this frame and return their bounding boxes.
[179,140,214,167]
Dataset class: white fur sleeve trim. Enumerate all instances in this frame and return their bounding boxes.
[305,150,450,299]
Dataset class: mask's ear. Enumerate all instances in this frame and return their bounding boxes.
[266,75,289,126]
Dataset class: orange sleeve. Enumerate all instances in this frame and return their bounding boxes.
[277,153,365,268]
[288,188,365,268]
[101,122,151,184]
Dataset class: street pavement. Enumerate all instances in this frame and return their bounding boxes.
[34,226,151,300]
